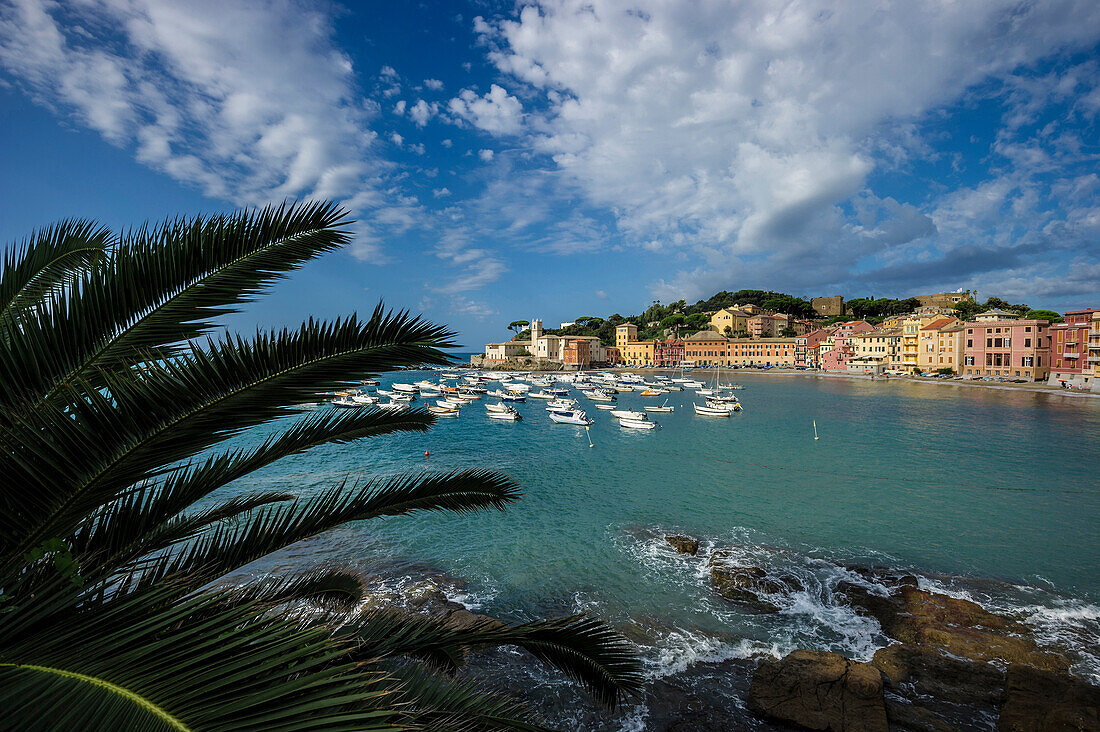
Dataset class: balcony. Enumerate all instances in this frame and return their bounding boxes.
[1063,352,1080,359]
[1090,356,1100,363]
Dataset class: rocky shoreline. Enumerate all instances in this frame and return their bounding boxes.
[662,534,1100,732]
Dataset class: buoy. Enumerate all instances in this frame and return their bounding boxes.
[424,450,430,458]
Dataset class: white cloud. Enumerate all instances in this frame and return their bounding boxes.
[433,187,451,198]
[409,99,436,127]
[0,0,429,261]
[423,78,444,91]
[441,138,453,148]
[480,0,1100,296]
[393,99,406,115]
[448,84,523,134]
[478,149,494,162]
[596,289,608,299]
[390,132,403,146]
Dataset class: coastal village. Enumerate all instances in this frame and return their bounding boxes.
[478,291,1100,389]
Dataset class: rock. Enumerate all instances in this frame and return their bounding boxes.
[404,580,448,608]
[999,664,1100,731]
[665,535,701,555]
[711,564,803,612]
[838,583,1069,673]
[873,643,1004,705]
[748,650,888,731]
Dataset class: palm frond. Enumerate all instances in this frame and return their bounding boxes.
[231,569,368,612]
[0,219,113,332]
[2,314,451,564]
[66,408,434,573]
[128,470,519,593]
[345,610,644,711]
[0,579,397,732]
[0,201,353,411]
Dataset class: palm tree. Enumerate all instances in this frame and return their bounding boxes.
[0,202,641,730]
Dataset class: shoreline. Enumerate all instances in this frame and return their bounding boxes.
[613,366,1100,399]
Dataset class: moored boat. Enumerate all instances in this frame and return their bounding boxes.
[619,417,657,429]
[427,404,459,416]
[548,409,594,425]
[644,404,674,413]
[609,409,646,420]
[693,402,731,417]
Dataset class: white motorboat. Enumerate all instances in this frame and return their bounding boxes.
[360,379,380,386]
[644,404,674,413]
[438,399,463,409]
[427,404,459,416]
[619,417,657,429]
[529,390,555,400]
[546,387,570,396]
[693,403,731,417]
[331,397,362,408]
[378,401,410,412]
[610,409,646,420]
[545,398,578,411]
[392,383,419,393]
[351,394,379,405]
[706,398,742,412]
[505,383,531,393]
[615,385,635,392]
[488,408,521,421]
[695,388,715,396]
[499,391,525,402]
[390,392,415,402]
[663,384,683,391]
[485,402,510,413]
[683,380,704,388]
[595,403,617,410]
[415,380,438,390]
[548,409,594,425]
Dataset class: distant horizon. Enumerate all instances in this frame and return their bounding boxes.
[1,0,1098,347]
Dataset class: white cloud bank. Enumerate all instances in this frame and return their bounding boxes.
[0,0,420,260]
[478,0,1100,300]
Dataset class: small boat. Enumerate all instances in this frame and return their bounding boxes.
[499,392,526,402]
[488,409,522,421]
[332,397,363,408]
[392,383,419,393]
[595,404,617,410]
[529,390,555,400]
[619,417,657,430]
[427,405,459,416]
[706,398,742,412]
[548,409,594,425]
[644,404,674,413]
[505,383,531,393]
[360,379,380,386]
[695,388,715,396]
[546,399,578,411]
[438,399,463,409]
[418,386,442,396]
[693,403,731,417]
[639,388,666,396]
[662,384,683,391]
[485,402,510,413]
[378,401,410,412]
[609,409,646,420]
[546,387,570,396]
[351,394,379,405]
[376,389,395,397]
[390,392,415,402]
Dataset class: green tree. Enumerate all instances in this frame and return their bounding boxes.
[508,319,530,335]
[1024,309,1063,323]
[0,204,640,729]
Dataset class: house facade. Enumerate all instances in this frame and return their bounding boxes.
[961,318,1051,381]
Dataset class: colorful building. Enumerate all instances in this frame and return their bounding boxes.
[683,330,728,366]
[850,328,901,373]
[726,338,797,367]
[562,338,591,369]
[483,341,531,360]
[1048,308,1099,387]
[708,308,749,336]
[654,339,685,367]
[917,317,963,373]
[961,318,1051,381]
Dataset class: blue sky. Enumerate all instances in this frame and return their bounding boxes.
[1,0,1098,348]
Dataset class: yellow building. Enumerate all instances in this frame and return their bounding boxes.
[622,339,655,366]
[901,314,946,373]
[851,329,901,362]
[708,308,749,336]
[615,324,638,350]
[917,318,964,373]
[616,323,654,365]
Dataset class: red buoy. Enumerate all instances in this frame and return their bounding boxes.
[424,450,430,458]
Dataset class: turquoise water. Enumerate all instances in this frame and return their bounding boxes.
[226,371,1100,727]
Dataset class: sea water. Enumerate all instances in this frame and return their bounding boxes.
[222,371,1100,727]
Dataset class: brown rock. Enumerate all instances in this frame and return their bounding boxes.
[873,643,1004,705]
[711,566,792,612]
[665,535,700,555]
[839,584,1069,672]
[748,650,888,731]
[999,664,1100,732]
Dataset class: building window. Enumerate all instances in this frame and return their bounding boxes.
[1024,338,1031,347]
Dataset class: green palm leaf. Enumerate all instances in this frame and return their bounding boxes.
[0,219,112,333]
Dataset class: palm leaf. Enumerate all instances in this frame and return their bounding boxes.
[0,219,112,333]
[0,579,397,732]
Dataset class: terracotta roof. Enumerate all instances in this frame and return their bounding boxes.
[920,317,957,330]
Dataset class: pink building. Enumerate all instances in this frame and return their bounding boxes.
[1048,308,1098,387]
[829,320,874,338]
[961,318,1051,381]
[797,328,831,368]
[820,333,856,371]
